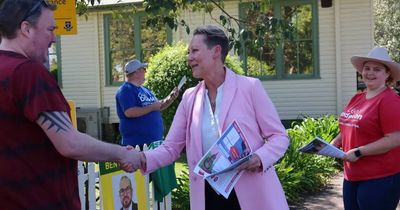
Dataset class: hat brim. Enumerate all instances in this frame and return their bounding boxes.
[135,63,148,71]
[351,56,400,82]
[125,63,149,74]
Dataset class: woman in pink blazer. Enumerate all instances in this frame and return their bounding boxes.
[140,25,290,210]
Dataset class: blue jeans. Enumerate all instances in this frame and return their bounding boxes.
[343,172,400,210]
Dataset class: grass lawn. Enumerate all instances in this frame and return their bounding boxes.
[174,153,188,177]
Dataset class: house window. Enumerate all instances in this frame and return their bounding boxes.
[104,12,171,86]
[48,36,62,86]
[239,0,319,80]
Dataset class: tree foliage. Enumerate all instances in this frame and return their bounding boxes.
[374,0,400,62]
[108,11,136,82]
[0,0,300,63]
[78,0,294,56]
[106,9,169,83]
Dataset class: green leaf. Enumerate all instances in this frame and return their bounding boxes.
[185,25,190,34]
[220,15,227,26]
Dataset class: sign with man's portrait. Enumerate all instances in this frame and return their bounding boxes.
[99,162,148,210]
[112,174,137,210]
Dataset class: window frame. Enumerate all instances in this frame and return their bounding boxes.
[103,12,172,86]
[239,0,319,80]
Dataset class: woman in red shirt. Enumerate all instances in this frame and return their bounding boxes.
[331,47,400,210]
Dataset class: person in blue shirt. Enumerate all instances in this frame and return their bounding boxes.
[116,59,179,148]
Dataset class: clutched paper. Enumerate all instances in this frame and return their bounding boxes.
[178,76,187,90]
[298,136,345,159]
[194,121,252,198]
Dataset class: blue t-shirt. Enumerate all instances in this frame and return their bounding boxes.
[115,82,163,146]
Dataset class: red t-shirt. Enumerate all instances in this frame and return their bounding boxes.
[339,88,400,181]
[0,50,80,209]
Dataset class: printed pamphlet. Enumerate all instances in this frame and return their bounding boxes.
[178,76,187,90]
[298,136,345,159]
[194,121,252,198]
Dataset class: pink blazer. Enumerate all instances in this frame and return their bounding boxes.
[143,68,290,210]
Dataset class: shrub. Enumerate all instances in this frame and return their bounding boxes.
[50,68,58,81]
[172,169,190,210]
[145,41,244,136]
[276,114,341,204]
[246,56,274,77]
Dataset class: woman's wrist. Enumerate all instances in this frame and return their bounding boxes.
[139,151,147,170]
[354,147,363,158]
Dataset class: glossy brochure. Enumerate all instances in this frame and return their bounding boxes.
[298,136,345,159]
[193,121,252,198]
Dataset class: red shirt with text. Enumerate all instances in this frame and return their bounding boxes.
[339,88,400,181]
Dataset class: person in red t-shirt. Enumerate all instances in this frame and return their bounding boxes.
[331,47,400,210]
[0,1,141,209]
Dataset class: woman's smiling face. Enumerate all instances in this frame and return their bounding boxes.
[361,61,390,90]
[187,34,216,79]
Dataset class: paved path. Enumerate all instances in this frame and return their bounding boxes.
[290,173,343,210]
[290,173,400,210]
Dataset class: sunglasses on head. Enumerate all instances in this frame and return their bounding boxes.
[21,0,50,23]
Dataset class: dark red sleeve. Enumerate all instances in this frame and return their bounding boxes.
[11,61,69,122]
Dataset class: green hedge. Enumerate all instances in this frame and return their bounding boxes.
[172,170,190,210]
[144,42,244,136]
[275,114,341,203]
[246,56,275,76]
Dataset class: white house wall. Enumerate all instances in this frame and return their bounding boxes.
[60,0,373,123]
[338,0,374,109]
[60,14,102,108]
[96,12,122,124]
[60,12,121,123]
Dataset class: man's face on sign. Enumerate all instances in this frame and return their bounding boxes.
[119,177,133,208]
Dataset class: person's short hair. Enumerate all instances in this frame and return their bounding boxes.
[0,0,56,39]
[193,25,229,63]
[119,175,132,188]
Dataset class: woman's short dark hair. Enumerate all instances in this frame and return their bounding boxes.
[193,25,229,63]
[0,0,56,39]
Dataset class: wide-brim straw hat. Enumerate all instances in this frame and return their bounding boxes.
[351,47,400,83]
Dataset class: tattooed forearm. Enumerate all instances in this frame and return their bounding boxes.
[38,112,72,133]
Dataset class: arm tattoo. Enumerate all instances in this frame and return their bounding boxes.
[39,112,72,133]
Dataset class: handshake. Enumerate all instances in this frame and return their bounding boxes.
[118,145,147,173]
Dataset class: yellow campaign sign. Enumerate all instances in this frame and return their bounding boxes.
[99,163,149,210]
[50,0,77,35]
[67,100,77,128]
[134,170,149,210]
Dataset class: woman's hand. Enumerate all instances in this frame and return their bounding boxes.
[170,87,179,99]
[160,87,179,110]
[344,148,360,162]
[237,154,263,173]
[330,134,342,149]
